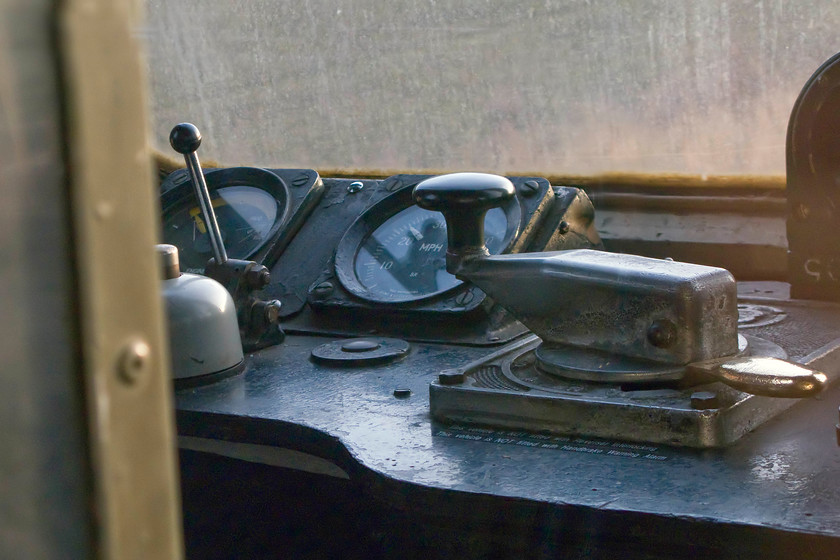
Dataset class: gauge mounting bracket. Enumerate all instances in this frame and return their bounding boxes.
[302,174,600,344]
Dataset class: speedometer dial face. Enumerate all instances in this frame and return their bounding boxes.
[352,206,507,303]
[163,186,278,272]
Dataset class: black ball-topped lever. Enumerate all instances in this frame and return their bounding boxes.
[169,123,228,265]
[413,172,515,271]
[168,123,285,352]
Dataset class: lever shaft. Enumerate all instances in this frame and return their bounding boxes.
[414,173,515,270]
[170,123,228,265]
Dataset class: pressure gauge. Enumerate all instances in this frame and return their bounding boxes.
[160,167,291,272]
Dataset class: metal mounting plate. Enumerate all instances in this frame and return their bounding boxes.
[430,332,840,448]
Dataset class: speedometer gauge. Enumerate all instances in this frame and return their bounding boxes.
[353,206,507,302]
[335,186,520,304]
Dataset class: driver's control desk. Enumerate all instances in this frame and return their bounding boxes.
[161,156,840,558]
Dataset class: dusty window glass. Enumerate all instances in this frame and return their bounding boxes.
[143,1,840,176]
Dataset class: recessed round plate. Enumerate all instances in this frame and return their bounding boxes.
[503,335,787,391]
[311,338,410,366]
[534,335,751,383]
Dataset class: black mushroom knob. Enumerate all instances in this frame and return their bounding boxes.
[169,122,202,155]
[413,173,515,264]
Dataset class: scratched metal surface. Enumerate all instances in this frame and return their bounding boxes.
[176,320,840,552]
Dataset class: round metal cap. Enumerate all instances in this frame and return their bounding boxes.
[156,244,180,279]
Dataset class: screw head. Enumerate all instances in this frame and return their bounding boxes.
[246,267,271,289]
[311,281,334,299]
[173,171,190,185]
[558,220,570,234]
[520,180,540,197]
[647,319,677,348]
[263,300,282,323]
[347,181,364,193]
[438,370,465,385]
[454,290,475,307]
[385,178,404,192]
[393,388,411,398]
[118,339,150,384]
[292,173,309,188]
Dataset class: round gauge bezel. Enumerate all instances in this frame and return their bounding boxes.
[160,167,292,268]
[335,186,521,304]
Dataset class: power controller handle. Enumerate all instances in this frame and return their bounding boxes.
[413,172,515,269]
[413,173,828,399]
[169,123,228,265]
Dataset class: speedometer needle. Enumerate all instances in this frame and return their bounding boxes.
[408,225,424,241]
